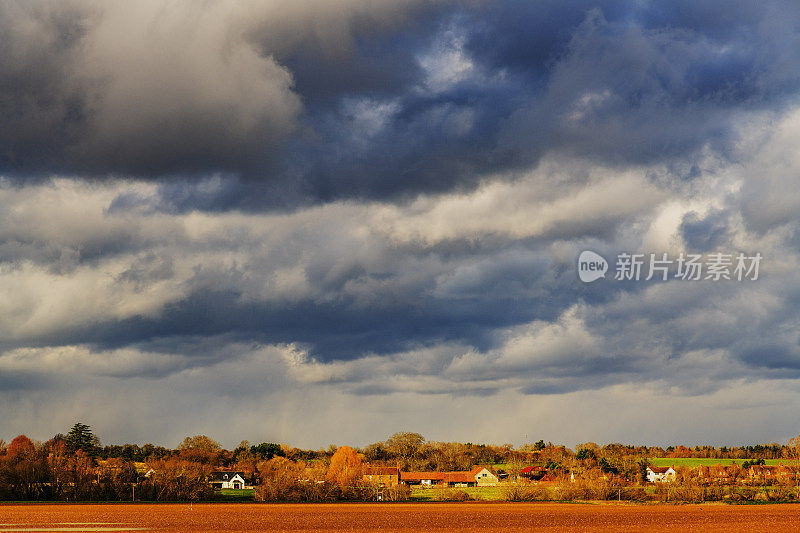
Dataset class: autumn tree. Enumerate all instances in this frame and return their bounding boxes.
[234,440,250,455]
[386,432,424,469]
[138,458,213,501]
[177,435,222,464]
[7,435,35,460]
[232,441,258,477]
[178,435,221,452]
[64,450,98,500]
[425,441,470,471]
[576,448,597,463]
[788,434,800,486]
[47,440,70,499]
[0,435,48,500]
[637,459,650,485]
[362,442,388,462]
[256,457,305,501]
[326,446,362,489]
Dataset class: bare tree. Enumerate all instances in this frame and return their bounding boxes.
[386,432,424,469]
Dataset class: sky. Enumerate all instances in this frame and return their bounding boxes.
[2,0,800,450]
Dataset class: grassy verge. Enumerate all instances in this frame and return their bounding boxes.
[214,489,255,501]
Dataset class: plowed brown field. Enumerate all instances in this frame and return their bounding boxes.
[2,502,800,532]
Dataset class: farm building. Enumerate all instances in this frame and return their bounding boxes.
[363,466,400,487]
[443,472,477,487]
[401,471,446,486]
[400,471,473,487]
[471,467,499,486]
[519,466,548,481]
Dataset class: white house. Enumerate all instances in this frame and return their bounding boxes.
[210,471,247,489]
[471,467,499,486]
[646,466,676,482]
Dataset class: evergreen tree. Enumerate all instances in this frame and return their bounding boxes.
[250,442,283,460]
[65,422,100,454]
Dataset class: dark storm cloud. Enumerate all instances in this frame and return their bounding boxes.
[0,1,90,176]
[3,1,800,206]
[467,0,797,98]
[482,11,757,167]
[0,1,434,182]
[0,370,49,391]
[680,210,731,252]
[245,2,449,105]
[0,1,441,191]
[737,343,800,372]
[276,0,800,203]
[7,242,581,361]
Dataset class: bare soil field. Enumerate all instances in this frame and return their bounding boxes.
[2,502,800,532]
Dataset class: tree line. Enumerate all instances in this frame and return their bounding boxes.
[1,425,798,502]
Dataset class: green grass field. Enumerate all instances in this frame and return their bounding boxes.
[215,488,255,500]
[649,458,783,467]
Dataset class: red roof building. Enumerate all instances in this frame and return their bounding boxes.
[363,466,400,487]
[401,471,446,485]
[519,465,548,481]
[401,470,479,487]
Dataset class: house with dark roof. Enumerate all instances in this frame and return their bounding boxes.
[210,471,247,490]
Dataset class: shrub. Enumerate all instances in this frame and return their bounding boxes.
[376,484,411,502]
[587,479,622,500]
[502,483,550,501]
[434,488,473,501]
[763,485,795,502]
[668,484,704,503]
[728,486,758,502]
[618,486,650,502]
[554,481,588,501]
